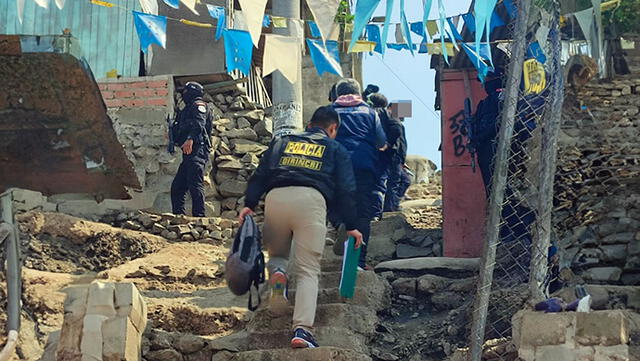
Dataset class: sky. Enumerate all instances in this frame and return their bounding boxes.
[362,0,472,169]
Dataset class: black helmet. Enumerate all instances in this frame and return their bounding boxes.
[183,81,204,101]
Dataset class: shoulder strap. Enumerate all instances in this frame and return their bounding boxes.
[247,252,265,311]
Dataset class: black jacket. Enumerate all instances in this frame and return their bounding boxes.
[376,108,407,164]
[174,97,212,151]
[244,127,358,230]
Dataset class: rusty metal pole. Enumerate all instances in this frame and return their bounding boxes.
[0,190,20,361]
[468,0,532,359]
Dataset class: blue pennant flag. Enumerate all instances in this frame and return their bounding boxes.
[462,10,504,35]
[422,0,433,41]
[400,0,414,55]
[307,39,342,76]
[410,21,424,37]
[462,42,491,81]
[418,39,429,53]
[223,29,253,75]
[527,41,547,64]
[446,17,462,41]
[503,0,517,19]
[163,0,179,9]
[207,4,226,40]
[462,12,475,33]
[366,24,383,53]
[309,21,322,38]
[133,11,167,53]
[474,0,498,67]
[387,43,417,51]
[491,10,505,30]
[263,15,271,27]
[381,0,394,55]
[350,0,381,51]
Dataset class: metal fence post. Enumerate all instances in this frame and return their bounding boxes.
[468,0,532,359]
[529,4,565,301]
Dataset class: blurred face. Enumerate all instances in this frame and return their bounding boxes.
[326,123,339,139]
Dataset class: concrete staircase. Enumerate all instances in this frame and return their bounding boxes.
[212,245,391,361]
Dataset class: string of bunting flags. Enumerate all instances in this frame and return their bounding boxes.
[84,0,518,81]
[39,0,603,84]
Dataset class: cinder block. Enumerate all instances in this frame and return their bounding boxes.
[63,285,89,318]
[81,314,108,361]
[86,282,117,318]
[576,311,629,346]
[114,283,147,332]
[102,317,142,361]
[594,345,630,361]
[535,345,577,361]
[517,346,535,361]
[575,346,596,361]
[513,311,576,348]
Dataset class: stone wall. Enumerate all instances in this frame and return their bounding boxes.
[512,310,639,361]
[8,75,272,219]
[555,74,640,286]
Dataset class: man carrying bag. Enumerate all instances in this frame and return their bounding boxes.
[239,106,363,349]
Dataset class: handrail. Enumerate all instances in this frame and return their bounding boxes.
[0,190,20,361]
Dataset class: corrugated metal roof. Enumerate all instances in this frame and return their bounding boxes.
[0,0,142,78]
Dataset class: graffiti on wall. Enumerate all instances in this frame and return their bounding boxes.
[449,109,467,157]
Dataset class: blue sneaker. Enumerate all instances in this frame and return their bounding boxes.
[268,268,289,315]
[291,328,319,349]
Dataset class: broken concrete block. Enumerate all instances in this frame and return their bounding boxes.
[512,311,575,348]
[575,310,629,346]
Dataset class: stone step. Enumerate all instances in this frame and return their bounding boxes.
[247,303,377,335]
[241,327,369,354]
[212,346,372,361]
[290,270,379,290]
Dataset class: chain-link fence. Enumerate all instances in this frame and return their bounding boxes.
[468,0,565,360]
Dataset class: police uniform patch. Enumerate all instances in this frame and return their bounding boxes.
[197,105,207,113]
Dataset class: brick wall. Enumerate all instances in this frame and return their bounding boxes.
[98,75,173,109]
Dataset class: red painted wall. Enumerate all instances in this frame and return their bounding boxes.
[441,69,488,258]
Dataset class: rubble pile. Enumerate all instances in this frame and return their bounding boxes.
[15,212,167,273]
[555,75,640,286]
[102,211,237,244]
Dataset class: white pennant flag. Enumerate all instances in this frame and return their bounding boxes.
[180,0,199,15]
[233,11,249,30]
[33,0,50,9]
[139,0,158,14]
[263,34,301,84]
[238,0,268,46]
[574,7,593,48]
[306,0,340,43]
[55,0,65,9]
[17,0,25,23]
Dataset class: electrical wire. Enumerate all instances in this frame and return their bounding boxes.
[370,53,441,121]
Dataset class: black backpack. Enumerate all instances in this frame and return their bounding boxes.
[225,215,265,311]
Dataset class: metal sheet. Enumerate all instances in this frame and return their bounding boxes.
[0,36,140,199]
[0,0,142,78]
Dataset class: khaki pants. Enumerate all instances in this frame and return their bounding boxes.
[263,186,327,332]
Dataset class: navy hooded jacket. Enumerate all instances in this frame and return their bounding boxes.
[333,95,387,174]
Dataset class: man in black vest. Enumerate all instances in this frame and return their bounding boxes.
[239,106,363,349]
[170,81,212,217]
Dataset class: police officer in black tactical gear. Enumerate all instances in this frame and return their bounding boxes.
[170,81,212,217]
